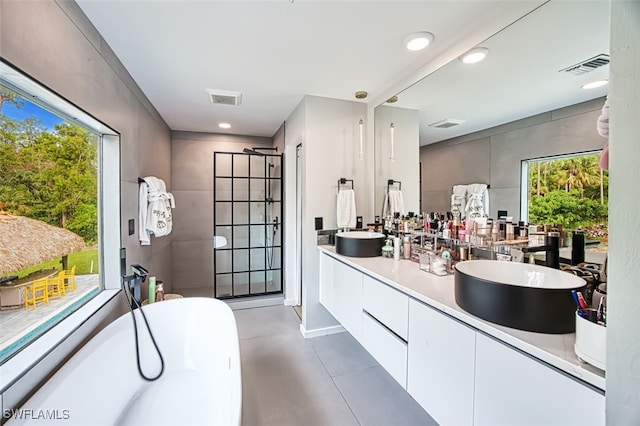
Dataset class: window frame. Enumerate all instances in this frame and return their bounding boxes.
[0,60,122,393]
[520,149,604,224]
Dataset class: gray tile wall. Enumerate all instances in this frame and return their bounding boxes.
[420,98,606,221]
[1,0,173,296]
[0,0,173,410]
[170,131,273,291]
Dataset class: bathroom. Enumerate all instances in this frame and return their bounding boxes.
[0,0,638,425]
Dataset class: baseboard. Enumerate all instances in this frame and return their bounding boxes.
[225,295,284,310]
[283,298,298,306]
[299,323,345,339]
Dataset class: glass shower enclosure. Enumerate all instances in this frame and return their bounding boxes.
[213,151,283,298]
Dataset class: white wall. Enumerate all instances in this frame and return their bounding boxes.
[374,105,421,217]
[607,0,640,423]
[287,95,369,335]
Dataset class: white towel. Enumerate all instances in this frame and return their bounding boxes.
[337,189,357,229]
[596,98,609,138]
[139,176,176,245]
[451,184,467,216]
[464,183,488,218]
[383,189,404,217]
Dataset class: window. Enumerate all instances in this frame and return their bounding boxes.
[521,151,608,249]
[0,61,120,364]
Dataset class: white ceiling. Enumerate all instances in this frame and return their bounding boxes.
[75,0,550,138]
[392,0,610,145]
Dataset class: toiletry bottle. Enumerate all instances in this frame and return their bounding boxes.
[403,236,411,259]
[465,217,474,237]
[156,283,165,302]
[148,276,156,304]
[506,223,514,241]
[393,237,401,260]
[442,225,450,239]
[491,222,499,242]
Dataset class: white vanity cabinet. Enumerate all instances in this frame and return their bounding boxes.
[361,275,409,388]
[318,248,605,426]
[473,333,605,426]
[407,299,476,426]
[319,253,363,340]
[319,252,336,315]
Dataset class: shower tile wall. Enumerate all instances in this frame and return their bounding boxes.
[171,132,274,291]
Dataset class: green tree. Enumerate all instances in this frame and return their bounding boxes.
[529,191,607,231]
[0,93,98,243]
[0,85,24,112]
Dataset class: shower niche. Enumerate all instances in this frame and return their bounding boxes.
[213,150,283,299]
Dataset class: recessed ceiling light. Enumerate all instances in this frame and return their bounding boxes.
[219,122,231,129]
[403,32,434,51]
[459,47,489,64]
[582,80,609,89]
[355,90,368,99]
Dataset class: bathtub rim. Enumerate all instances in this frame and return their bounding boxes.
[6,295,242,426]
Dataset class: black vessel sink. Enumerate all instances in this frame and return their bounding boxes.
[454,260,586,334]
[335,232,384,257]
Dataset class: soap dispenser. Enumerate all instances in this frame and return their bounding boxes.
[148,276,156,304]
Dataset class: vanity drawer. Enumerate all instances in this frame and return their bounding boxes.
[362,311,408,389]
[362,275,408,340]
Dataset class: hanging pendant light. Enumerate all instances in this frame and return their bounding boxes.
[359,117,364,160]
[390,122,395,161]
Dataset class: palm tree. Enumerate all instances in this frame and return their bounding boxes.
[537,161,541,196]
[574,156,601,199]
[600,167,604,204]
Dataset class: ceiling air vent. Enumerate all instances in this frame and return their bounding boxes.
[206,89,242,106]
[559,54,610,75]
[428,118,465,129]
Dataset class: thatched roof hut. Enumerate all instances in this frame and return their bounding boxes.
[0,212,85,276]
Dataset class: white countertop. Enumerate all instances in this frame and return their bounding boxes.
[318,246,606,391]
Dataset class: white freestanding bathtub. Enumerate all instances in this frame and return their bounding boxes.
[8,297,241,425]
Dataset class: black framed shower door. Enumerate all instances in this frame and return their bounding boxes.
[213,151,283,299]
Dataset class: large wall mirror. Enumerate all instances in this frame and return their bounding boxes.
[374,0,610,222]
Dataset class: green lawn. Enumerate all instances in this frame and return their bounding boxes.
[15,248,99,277]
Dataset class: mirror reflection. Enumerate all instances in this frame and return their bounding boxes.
[374,0,610,227]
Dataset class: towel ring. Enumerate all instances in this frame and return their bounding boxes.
[387,179,402,192]
[338,178,354,190]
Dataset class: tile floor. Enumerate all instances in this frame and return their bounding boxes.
[233,304,437,426]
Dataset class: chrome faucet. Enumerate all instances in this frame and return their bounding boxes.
[521,232,560,269]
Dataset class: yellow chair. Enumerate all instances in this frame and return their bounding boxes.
[24,277,50,310]
[61,265,77,292]
[48,271,67,299]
